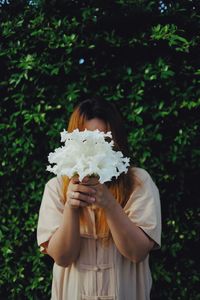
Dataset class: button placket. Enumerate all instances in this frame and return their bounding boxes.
[94,213,98,296]
[81,296,114,300]
[81,209,115,300]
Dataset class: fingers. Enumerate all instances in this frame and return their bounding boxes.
[81,176,99,186]
[66,176,97,209]
[81,176,89,184]
[66,199,89,209]
[71,191,95,203]
[66,189,96,209]
[70,175,99,186]
[71,175,80,184]
[73,183,96,195]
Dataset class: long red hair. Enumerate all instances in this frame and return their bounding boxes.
[61,98,137,245]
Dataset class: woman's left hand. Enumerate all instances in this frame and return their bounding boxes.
[81,176,116,210]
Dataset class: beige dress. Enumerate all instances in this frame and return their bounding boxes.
[37,167,161,300]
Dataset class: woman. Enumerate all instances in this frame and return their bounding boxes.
[37,97,161,300]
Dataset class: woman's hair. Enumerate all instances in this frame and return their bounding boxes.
[61,97,137,245]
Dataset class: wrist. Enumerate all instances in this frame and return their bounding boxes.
[104,196,118,214]
[64,201,80,214]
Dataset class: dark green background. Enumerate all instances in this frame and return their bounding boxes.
[0,0,199,299]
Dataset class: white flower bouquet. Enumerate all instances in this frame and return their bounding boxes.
[46,129,130,184]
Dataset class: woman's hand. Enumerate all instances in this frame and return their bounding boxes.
[81,177,116,210]
[66,176,96,209]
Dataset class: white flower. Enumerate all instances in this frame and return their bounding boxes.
[46,129,130,183]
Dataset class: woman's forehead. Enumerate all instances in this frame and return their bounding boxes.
[84,118,109,132]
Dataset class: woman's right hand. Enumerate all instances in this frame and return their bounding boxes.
[66,176,96,209]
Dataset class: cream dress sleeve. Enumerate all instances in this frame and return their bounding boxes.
[124,167,162,249]
[36,176,65,254]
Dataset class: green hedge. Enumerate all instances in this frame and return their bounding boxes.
[0,1,200,299]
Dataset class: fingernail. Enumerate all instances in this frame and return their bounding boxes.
[82,177,89,183]
[90,197,96,202]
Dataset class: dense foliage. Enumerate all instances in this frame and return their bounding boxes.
[0,0,199,299]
